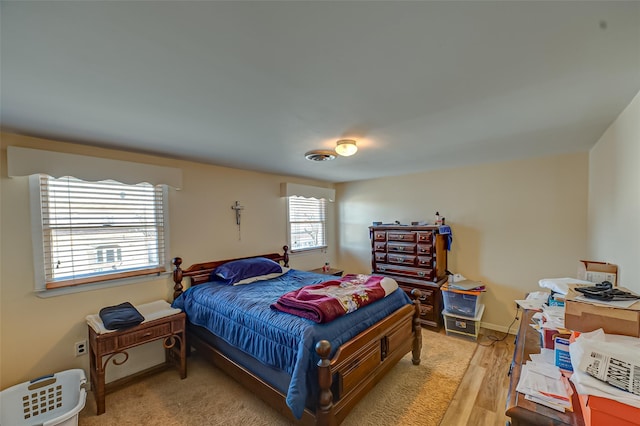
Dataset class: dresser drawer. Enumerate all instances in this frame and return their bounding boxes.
[419,304,435,321]
[420,304,437,322]
[375,263,435,281]
[387,253,416,266]
[417,232,433,243]
[374,252,387,262]
[417,244,433,255]
[399,285,435,306]
[118,323,172,347]
[387,242,416,254]
[387,232,416,242]
[374,242,387,252]
[373,231,387,241]
[417,256,433,267]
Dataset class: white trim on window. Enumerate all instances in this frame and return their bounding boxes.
[9,146,182,189]
[280,182,335,202]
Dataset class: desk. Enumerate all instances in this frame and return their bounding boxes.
[505,309,585,425]
[88,312,187,414]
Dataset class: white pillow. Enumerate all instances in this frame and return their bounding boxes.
[233,267,290,285]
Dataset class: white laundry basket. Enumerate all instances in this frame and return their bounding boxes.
[0,369,87,426]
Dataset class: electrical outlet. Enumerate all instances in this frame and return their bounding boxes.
[75,339,87,356]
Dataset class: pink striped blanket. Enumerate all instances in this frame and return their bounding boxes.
[271,274,398,323]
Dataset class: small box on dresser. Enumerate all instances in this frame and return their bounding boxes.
[369,224,449,328]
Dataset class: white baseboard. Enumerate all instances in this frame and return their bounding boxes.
[481,319,520,335]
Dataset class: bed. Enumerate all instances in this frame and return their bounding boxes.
[171,246,422,425]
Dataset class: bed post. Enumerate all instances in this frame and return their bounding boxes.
[410,289,422,366]
[282,245,290,267]
[315,340,335,426]
[172,257,184,301]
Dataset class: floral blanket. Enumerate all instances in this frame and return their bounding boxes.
[271,274,398,323]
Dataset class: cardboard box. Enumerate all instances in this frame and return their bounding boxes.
[578,393,640,426]
[578,260,618,286]
[565,296,640,337]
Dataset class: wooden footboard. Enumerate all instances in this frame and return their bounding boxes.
[316,298,421,425]
[172,250,421,425]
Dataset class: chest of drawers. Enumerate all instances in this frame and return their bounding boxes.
[369,225,448,327]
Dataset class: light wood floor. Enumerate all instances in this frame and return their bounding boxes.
[440,327,516,426]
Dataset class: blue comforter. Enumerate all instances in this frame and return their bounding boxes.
[172,269,411,418]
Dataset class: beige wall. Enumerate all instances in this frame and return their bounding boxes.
[6,89,635,388]
[588,90,640,292]
[336,152,589,331]
[0,132,336,388]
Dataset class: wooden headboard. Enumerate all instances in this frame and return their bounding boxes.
[171,245,290,300]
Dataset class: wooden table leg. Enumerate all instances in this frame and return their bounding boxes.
[89,341,106,415]
[164,331,187,379]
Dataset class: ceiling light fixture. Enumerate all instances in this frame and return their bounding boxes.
[305,150,337,162]
[335,139,358,157]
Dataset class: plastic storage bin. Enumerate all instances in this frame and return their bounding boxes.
[0,369,87,426]
[442,285,483,317]
[443,304,485,340]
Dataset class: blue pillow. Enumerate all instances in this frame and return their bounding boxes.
[211,257,283,285]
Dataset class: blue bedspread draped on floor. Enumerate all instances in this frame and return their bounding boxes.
[172,269,411,418]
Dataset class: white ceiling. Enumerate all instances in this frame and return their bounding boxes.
[2,1,639,183]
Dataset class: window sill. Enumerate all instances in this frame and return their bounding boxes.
[35,271,171,298]
[290,246,328,254]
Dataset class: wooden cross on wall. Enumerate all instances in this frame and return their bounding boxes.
[231,201,245,240]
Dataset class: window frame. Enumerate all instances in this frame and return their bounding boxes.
[29,175,171,296]
[286,195,328,253]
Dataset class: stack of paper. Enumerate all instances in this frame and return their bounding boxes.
[516,361,574,412]
[542,305,566,330]
[515,291,550,311]
[527,304,570,335]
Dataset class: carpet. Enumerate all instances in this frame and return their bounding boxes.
[79,329,477,426]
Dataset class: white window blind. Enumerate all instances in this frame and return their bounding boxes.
[36,175,168,289]
[287,196,327,252]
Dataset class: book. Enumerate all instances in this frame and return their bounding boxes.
[448,279,484,291]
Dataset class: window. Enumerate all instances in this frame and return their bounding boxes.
[31,175,169,290]
[287,196,327,252]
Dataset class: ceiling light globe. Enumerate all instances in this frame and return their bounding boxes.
[335,139,358,156]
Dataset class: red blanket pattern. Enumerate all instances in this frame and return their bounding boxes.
[271,274,393,323]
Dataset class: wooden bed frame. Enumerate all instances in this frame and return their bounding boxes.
[172,246,422,426]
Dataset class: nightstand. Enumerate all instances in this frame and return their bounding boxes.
[309,267,344,277]
[88,311,187,415]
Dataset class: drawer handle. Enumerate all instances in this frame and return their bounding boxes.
[417,271,425,277]
[379,266,386,271]
[142,332,153,337]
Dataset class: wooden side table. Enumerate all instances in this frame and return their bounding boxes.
[88,311,187,415]
[309,267,344,277]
